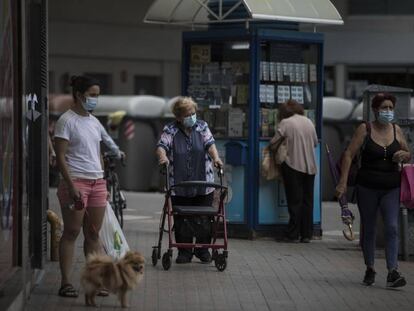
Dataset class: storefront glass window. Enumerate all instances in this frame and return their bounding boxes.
[0,0,16,283]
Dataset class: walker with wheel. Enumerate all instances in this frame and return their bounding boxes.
[152,164,229,271]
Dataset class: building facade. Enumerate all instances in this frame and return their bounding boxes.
[3,0,414,309]
[0,0,49,310]
[48,1,414,100]
[48,0,183,97]
[317,0,414,99]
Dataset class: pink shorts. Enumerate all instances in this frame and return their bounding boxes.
[57,178,107,208]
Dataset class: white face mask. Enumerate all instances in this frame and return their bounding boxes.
[183,113,196,128]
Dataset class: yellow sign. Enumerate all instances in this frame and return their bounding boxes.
[191,45,211,64]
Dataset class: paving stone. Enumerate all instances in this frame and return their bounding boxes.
[22,192,414,311]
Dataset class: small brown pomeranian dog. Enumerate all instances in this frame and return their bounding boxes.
[81,251,145,308]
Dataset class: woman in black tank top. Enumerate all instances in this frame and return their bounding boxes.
[336,93,411,288]
[357,123,401,189]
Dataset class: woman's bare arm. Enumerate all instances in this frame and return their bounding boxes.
[208,144,223,168]
[55,137,81,200]
[335,123,367,198]
[156,146,169,165]
[393,125,411,163]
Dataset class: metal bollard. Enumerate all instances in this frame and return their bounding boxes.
[400,206,409,261]
[47,210,63,261]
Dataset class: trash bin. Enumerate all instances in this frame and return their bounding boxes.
[378,207,414,261]
[225,141,248,166]
[322,97,358,201]
[399,208,414,260]
[93,95,169,192]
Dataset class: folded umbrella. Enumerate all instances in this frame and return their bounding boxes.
[325,144,355,241]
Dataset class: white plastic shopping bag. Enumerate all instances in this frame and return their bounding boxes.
[100,202,130,259]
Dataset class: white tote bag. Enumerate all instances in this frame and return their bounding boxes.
[99,202,130,260]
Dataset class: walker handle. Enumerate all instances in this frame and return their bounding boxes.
[159,163,170,191]
[216,165,224,185]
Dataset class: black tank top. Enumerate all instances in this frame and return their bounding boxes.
[357,123,401,189]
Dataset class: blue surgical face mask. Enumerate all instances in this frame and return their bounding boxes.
[377,110,394,124]
[81,96,98,111]
[183,113,196,128]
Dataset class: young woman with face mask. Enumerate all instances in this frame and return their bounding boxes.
[54,75,110,298]
[156,97,223,264]
[336,93,411,288]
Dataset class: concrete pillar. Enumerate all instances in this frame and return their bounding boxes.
[335,64,347,98]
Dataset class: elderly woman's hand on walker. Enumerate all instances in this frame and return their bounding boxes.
[213,158,223,168]
[156,147,169,166]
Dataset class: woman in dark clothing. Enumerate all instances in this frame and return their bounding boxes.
[156,97,223,264]
[336,93,410,288]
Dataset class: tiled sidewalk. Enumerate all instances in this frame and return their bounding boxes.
[24,191,414,311]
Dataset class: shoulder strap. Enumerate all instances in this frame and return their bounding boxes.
[269,136,286,153]
[365,121,371,135]
[392,123,396,140]
[360,121,370,154]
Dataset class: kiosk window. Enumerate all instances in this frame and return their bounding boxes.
[186,41,250,138]
[259,41,320,138]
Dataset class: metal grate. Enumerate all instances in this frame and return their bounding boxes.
[39,0,47,89]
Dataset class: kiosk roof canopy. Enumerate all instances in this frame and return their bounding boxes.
[144,0,343,26]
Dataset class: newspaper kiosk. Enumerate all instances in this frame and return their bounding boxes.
[145,0,343,238]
